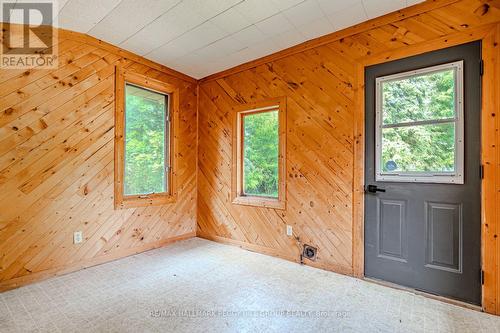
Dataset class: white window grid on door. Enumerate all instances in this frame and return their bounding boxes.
[375,61,464,184]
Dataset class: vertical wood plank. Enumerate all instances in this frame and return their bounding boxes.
[482,24,500,315]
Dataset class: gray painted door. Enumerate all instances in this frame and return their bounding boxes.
[364,42,482,305]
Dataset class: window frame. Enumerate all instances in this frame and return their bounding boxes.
[114,67,179,209]
[232,97,286,210]
[375,61,464,184]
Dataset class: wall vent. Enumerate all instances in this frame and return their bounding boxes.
[303,245,317,261]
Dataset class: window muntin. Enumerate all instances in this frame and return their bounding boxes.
[242,110,279,198]
[375,61,464,183]
[124,84,169,196]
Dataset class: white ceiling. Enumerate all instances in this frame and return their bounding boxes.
[9,0,424,79]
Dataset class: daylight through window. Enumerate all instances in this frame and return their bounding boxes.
[232,98,286,209]
[115,69,178,209]
[375,61,464,183]
[124,84,169,196]
[242,110,279,198]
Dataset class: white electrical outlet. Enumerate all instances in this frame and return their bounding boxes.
[73,231,83,244]
[286,225,293,236]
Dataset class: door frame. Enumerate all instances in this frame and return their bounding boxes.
[352,23,500,314]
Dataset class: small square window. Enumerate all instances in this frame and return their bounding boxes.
[375,61,464,184]
[232,98,286,209]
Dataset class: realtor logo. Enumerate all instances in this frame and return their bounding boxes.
[1,0,58,69]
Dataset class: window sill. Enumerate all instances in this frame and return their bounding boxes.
[232,195,285,210]
[115,193,176,209]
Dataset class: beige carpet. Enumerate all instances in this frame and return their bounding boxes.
[1,238,499,332]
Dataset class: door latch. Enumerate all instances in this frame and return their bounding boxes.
[365,185,386,193]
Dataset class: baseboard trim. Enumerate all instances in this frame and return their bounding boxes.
[198,234,353,276]
[0,232,195,293]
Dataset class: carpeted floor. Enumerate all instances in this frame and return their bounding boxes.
[1,237,499,332]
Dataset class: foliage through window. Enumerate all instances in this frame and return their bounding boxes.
[242,110,279,197]
[115,68,178,209]
[124,84,169,195]
[232,98,286,210]
[376,61,464,183]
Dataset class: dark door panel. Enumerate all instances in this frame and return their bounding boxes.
[364,41,481,305]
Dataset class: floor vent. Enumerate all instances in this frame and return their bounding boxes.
[303,245,317,261]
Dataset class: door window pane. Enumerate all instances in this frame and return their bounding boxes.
[242,110,279,197]
[376,61,463,183]
[124,84,169,195]
[381,123,455,173]
[382,68,456,125]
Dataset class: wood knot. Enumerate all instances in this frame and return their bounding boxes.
[474,3,489,16]
[287,81,300,89]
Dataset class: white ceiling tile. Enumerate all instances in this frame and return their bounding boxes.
[119,1,205,55]
[242,37,283,59]
[55,0,71,18]
[190,0,242,21]
[195,35,247,59]
[273,29,307,50]
[283,0,325,27]
[317,0,361,16]
[50,0,420,78]
[327,2,367,31]
[57,0,122,33]
[255,13,294,37]
[234,0,281,23]
[210,7,252,35]
[297,16,334,39]
[406,0,425,6]
[87,0,181,45]
[147,21,226,61]
[271,0,305,11]
[231,25,265,45]
[362,0,406,19]
[146,42,188,64]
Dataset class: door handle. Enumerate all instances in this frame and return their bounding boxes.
[366,185,386,193]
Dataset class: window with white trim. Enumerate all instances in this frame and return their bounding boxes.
[375,61,464,184]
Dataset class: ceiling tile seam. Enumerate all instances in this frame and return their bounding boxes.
[112,0,184,45]
[284,0,326,39]
[84,0,125,34]
[360,0,370,18]
[118,0,184,49]
[53,0,70,23]
[314,0,330,19]
[142,0,247,58]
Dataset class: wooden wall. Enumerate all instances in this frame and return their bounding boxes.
[1,0,500,316]
[197,0,500,313]
[0,27,198,291]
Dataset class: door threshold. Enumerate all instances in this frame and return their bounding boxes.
[363,277,482,312]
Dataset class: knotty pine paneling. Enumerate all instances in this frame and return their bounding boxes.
[198,46,356,274]
[0,27,197,291]
[197,0,500,312]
